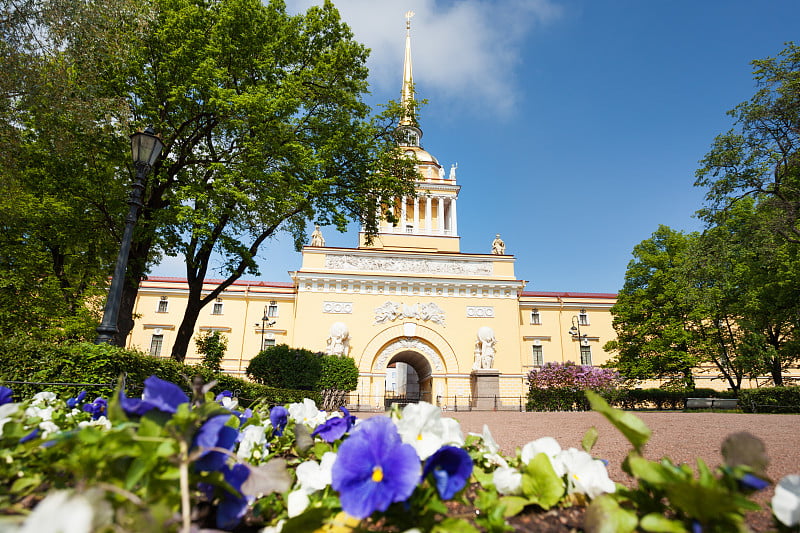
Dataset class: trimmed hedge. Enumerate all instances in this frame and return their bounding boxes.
[739,386,800,413]
[526,387,737,412]
[246,344,358,392]
[0,337,320,407]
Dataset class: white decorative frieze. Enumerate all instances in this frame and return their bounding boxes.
[374,301,446,326]
[325,254,492,276]
[374,338,444,372]
[466,306,494,318]
[322,301,353,314]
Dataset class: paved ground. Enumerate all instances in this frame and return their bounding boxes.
[355,409,799,529]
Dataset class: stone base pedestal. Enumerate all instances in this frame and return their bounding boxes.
[470,369,500,410]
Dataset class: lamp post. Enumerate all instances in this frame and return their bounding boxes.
[95,127,164,344]
[568,316,589,365]
[257,305,276,351]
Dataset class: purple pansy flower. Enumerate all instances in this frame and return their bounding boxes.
[192,414,238,472]
[215,390,233,402]
[120,376,189,416]
[0,386,12,405]
[66,390,87,409]
[739,473,770,491]
[270,405,288,437]
[216,463,252,530]
[20,428,39,443]
[82,397,108,420]
[422,445,473,500]
[312,407,356,443]
[331,416,421,519]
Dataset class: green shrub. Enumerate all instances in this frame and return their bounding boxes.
[0,338,317,407]
[739,386,800,413]
[195,331,227,374]
[317,355,359,391]
[527,388,624,411]
[246,345,322,390]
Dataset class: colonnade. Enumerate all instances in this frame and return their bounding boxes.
[384,194,458,236]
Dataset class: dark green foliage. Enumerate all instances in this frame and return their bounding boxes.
[0,338,318,407]
[527,388,623,412]
[317,355,359,392]
[195,331,227,374]
[246,345,322,391]
[739,386,800,413]
[246,345,359,393]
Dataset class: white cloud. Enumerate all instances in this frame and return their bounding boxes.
[286,0,561,117]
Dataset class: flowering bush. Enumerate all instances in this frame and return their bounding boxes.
[527,362,624,411]
[0,377,791,532]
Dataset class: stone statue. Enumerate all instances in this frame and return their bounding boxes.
[472,326,497,370]
[449,162,458,180]
[310,225,325,247]
[326,322,349,356]
[491,234,505,255]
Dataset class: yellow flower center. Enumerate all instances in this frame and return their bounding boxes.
[371,466,384,483]
[417,433,423,441]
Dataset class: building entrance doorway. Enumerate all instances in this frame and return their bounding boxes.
[384,349,433,406]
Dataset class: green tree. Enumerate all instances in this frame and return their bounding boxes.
[118,0,418,359]
[603,226,701,388]
[695,42,800,243]
[195,331,227,374]
[0,0,144,339]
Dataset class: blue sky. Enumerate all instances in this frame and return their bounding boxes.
[152,0,800,293]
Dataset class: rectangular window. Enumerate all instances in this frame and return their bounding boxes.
[267,303,278,318]
[530,309,541,325]
[579,309,589,326]
[149,334,164,357]
[157,298,168,313]
[531,345,543,366]
[212,301,223,315]
[580,345,592,366]
[262,338,276,350]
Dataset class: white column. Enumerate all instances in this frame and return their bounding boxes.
[401,196,407,231]
[437,196,444,234]
[425,195,432,235]
[451,197,458,236]
[413,197,419,233]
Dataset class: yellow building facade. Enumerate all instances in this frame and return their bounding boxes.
[125,18,620,407]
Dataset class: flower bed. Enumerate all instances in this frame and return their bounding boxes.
[0,380,797,532]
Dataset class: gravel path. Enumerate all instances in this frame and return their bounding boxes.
[355,410,799,530]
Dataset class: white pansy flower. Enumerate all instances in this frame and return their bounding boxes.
[78,416,111,430]
[493,466,523,495]
[25,405,54,422]
[288,399,326,427]
[394,402,463,460]
[39,421,60,438]
[0,403,20,436]
[287,489,310,518]
[296,452,336,493]
[773,474,800,527]
[19,489,111,533]
[31,391,57,404]
[554,448,615,499]
[220,396,239,410]
[470,424,507,467]
[237,424,268,459]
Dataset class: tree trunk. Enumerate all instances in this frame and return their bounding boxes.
[170,294,205,362]
[769,355,784,386]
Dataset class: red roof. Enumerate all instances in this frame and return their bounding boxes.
[520,291,617,299]
[144,276,293,288]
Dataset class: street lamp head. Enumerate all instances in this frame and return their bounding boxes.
[130,126,164,168]
[569,325,578,336]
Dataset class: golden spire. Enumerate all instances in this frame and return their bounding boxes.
[400,10,415,126]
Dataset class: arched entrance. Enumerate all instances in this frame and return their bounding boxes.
[384,349,433,403]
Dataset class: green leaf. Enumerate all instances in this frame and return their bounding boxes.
[640,513,689,533]
[582,426,599,453]
[432,518,481,533]
[584,494,638,533]
[498,496,530,518]
[627,455,679,485]
[520,453,565,510]
[587,390,651,453]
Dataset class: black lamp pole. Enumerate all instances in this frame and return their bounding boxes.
[568,316,587,364]
[95,127,164,344]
